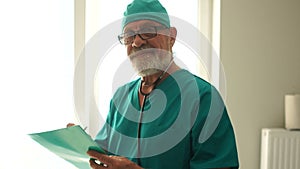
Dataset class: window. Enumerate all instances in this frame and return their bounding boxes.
[0,0,76,168]
[75,0,222,137]
[0,1,221,168]
[81,0,208,137]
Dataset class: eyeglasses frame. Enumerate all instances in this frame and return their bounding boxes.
[118,26,168,45]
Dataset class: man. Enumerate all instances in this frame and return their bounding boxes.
[87,0,239,168]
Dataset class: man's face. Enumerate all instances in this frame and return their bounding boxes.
[122,20,176,76]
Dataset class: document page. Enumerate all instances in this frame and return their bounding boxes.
[29,125,105,169]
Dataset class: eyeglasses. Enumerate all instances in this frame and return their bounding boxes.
[118,26,167,45]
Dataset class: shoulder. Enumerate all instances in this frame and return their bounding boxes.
[171,69,218,96]
[113,78,139,97]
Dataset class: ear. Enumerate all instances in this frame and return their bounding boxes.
[169,27,177,47]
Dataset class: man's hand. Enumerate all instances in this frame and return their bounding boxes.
[87,150,143,169]
[66,123,76,127]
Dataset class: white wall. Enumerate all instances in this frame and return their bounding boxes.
[221,0,300,168]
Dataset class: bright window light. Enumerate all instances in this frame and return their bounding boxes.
[0,0,76,168]
[95,0,202,122]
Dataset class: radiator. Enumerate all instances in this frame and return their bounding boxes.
[260,128,300,169]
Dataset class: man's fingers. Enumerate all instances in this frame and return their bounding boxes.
[66,123,75,127]
[89,159,99,169]
[87,150,113,165]
[89,158,108,168]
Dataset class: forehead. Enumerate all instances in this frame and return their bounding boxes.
[123,20,163,31]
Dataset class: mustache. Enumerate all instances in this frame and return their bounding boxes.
[131,45,153,53]
[129,46,155,58]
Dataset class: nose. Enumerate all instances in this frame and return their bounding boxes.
[131,34,146,48]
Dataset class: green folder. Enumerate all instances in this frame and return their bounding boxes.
[29,125,105,169]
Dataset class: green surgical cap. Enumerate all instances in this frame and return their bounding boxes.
[122,0,170,29]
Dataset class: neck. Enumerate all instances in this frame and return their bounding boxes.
[139,61,180,96]
[141,72,163,86]
[141,60,180,86]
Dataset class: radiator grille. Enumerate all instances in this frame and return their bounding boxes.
[260,128,300,169]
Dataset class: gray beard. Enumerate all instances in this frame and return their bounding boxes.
[129,49,172,76]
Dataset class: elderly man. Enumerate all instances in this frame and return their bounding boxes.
[87,0,239,169]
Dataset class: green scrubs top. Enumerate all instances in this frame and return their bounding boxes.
[95,69,239,169]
